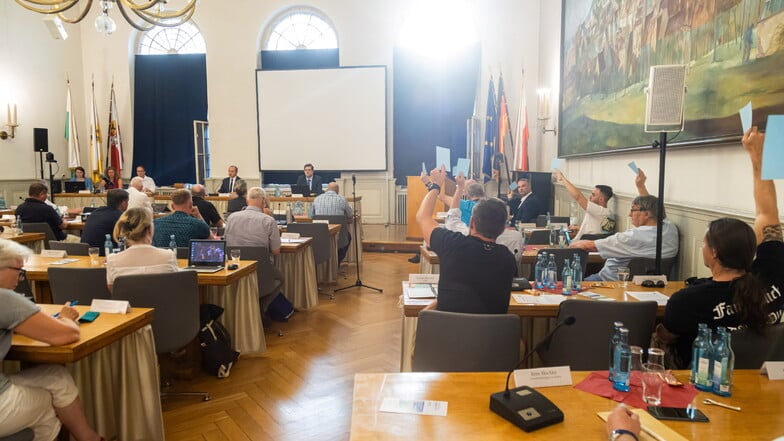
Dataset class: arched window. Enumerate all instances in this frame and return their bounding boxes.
[260,7,339,70]
[138,21,206,55]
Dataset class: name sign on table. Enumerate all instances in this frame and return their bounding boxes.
[90,299,131,314]
[409,273,439,284]
[514,366,572,388]
[761,361,784,380]
[41,249,67,258]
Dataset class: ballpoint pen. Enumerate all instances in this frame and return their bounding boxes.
[53,300,79,318]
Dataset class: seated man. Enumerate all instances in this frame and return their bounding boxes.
[310,182,352,264]
[80,189,129,255]
[504,177,545,224]
[16,182,80,243]
[127,177,152,214]
[152,189,210,247]
[570,194,679,281]
[217,165,241,194]
[135,165,156,194]
[295,163,324,196]
[554,169,615,239]
[416,167,516,314]
[191,184,224,228]
[224,187,281,254]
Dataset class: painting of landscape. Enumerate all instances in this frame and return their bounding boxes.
[559,0,784,156]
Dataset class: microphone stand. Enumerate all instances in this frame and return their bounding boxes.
[334,175,382,294]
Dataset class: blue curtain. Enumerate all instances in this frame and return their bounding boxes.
[392,44,481,185]
[133,54,207,185]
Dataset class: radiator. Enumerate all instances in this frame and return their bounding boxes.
[396,190,407,224]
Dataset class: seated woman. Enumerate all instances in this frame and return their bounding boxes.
[105,207,178,290]
[101,166,122,191]
[655,127,784,368]
[226,180,248,216]
[0,238,104,441]
[70,166,93,192]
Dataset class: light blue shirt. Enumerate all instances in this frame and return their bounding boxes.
[594,219,679,281]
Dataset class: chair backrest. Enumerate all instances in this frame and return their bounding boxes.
[527,229,551,245]
[412,310,521,372]
[176,247,189,260]
[49,241,90,256]
[226,245,283,298]
[731,323,784,369]
[111,271,200,354]
[312,215,349,249]
[285,222,331,264]
[48,267,111,305]
[536,215,570,227]
[537,299,658,370]
[580,233,614,241]
[0,428,34,441]
[628,256,676,278]
[21,222,58,249]
[535,248,589,280]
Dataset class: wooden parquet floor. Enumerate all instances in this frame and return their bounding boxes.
[162,252,416,441]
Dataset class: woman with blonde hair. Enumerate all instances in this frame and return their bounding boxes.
[105,207,177,290]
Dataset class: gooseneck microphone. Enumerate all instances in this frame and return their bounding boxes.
[352,174,356,185]
[490,315,576,432]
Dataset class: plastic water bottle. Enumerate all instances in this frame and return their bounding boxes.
[690,323,708,383]
[612,328,632,392]
[571,254,583,292]
[169,234,177,251]
[546,254,557,289]
[104,234,113,257]
[693,325,714,391]
[286,204,293,224]
[712,327,734,396]
[609,321,624,382]
[561,258,572,295]
[534,254,545,289]
[545,211,551,229]
[15,216,23,235]
[274,184,281,197]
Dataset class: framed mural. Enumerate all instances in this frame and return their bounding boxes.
[558,0,784,157]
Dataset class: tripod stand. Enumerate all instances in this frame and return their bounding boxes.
[334,175,382,294]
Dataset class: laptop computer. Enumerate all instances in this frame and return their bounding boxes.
[64,181,86,193]
[186,239,226,273]
[291,184,312,197]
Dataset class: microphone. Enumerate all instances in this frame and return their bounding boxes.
[489,315,576,432]
[352,174,356,185]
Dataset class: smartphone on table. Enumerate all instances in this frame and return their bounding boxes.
[647,406,709,422]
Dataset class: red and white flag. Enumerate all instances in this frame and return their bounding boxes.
[513,75,530,171]
[106,82,124,172]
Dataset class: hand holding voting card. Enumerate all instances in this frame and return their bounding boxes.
[435,146,451,172]
[453,158,469,177]
[739,101,752,134]
[628,161,639,174]
[550,158,564,171]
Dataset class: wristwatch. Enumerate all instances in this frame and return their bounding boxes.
[426,182,441,193]
[609,429,638,441]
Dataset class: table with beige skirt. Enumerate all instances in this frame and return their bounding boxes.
[275,237,319,310]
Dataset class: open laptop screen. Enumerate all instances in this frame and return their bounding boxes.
[64,181,86,193]
[291,184,311,196]
[188,240,226,267]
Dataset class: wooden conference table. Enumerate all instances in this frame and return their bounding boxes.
[22,254,266,354]
[1,231,45,252]
[7,305,163,441]
[350,370,784,440]
[399,282,686,372]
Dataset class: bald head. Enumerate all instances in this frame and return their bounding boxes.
[327,182,339,193]
[191,184,206,197]
[130,177,143,190]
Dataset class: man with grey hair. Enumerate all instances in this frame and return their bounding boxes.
[191,184,223,227]
[224,187,281,254]
[127,176,152,214]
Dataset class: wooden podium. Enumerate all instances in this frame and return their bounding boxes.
[405,176,454,240]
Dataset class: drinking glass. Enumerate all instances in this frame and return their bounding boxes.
[230,249,241,264]
[549,229,558,247]
[616,266,630,288]
[642,363,665,405]
[88,247,100,266]
[647,347,665,368]
[210,227,218,238]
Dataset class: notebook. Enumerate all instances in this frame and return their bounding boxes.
[186,239,226,273]
[64,181,86,193]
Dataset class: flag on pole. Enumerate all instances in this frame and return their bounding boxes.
[106,82,124,173]
[88,79,104,185]
[481,77,497,182]
[513,74,530,172]
[498,74,512,156]
[65,80,80,172]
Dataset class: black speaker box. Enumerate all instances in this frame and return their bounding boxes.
[34,128,49,152]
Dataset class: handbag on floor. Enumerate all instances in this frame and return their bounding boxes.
[198,304,240,378]
[267,293,294,322]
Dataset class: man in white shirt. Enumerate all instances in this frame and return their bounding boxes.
[135,165,156,194]
[127,177,153,214]
[554,170,615,239]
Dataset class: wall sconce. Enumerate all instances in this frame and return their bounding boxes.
[536,88,557,135]
[0,103,19,140]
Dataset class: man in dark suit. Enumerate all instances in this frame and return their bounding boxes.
[81,189,129,255]
[505,177,545,223]
[295,163,323,196]
[217,165,241,194]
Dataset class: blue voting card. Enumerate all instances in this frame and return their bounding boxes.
[550,158,564,170]
[453,158,469,177]
[762,115,784,180]
[739,101,752,135]
[628,161,639,174]
[436,146,451,172]
[509,181,518,190]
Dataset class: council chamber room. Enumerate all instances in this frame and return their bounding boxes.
[1,1,784,440]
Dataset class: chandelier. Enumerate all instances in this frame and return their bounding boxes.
[14,0,197,35]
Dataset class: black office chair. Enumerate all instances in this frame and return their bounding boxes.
[0,429,34,441]
[286,222,332,265]
[48,267,111,305]
[536,299,658,370]
[580,233,614,241]
[527,229,551,245]
[226,245,285,336]
[535,248,589,281]
[412,310,521,372]
[731,323,784,369]
[112,271,210,402]
[312,215,350,252]
[628,256,677,278]
[20,222,58,249]
[49,241,90,256]
[536,215,570,227]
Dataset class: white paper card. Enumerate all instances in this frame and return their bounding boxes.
[218,193,231,197]
[281,232,300,239]
[49,258,79,265]
[512,294,567,305]
[41,249,67,258]
[291,193,304,197]
[761,361,784,380]
[409,273,439,284]
[514,366,572,388]
[407,285,436,299]
[312,219,329,224]
[626,291,669,306]
[379,398,448,416]
[90,299,131,314]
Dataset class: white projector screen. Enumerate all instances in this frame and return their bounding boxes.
[256,66,387,171]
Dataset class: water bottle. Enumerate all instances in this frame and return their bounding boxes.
[693,324,714,391]
[571,254,583,292]
[545,211,551,229]
[561,258,573,295]
[274,184,281,197]
[104,234,113,257]
[609,321,624,382]
[547,254,557,289]
[534,254,545,289]
[612,327,632,392]
[712,327,734,397]
[169,234,177,251]
[15,216,23,235]
[286,204,293,224]
[118,236,126,252]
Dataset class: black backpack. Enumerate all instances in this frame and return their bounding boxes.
[198,304,240,378]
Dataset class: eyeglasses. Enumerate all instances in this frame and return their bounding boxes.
[4,266,26,281]
[641,280,665,288]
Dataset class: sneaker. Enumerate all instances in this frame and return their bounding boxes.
[408,253,420,264]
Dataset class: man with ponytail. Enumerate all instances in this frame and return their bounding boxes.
[655,127,784,368]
